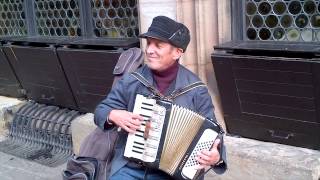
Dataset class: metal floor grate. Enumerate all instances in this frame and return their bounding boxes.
[0,101,79,167]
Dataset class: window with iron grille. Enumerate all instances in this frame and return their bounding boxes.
[0,0,27,36]
[235,0,320,42]
[91,0,139,38]
[0,0,139,38]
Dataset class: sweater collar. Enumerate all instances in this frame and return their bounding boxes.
[151,61,179,94]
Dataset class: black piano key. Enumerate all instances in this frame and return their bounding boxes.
[142,102,153,106]
[137,129,144,133]
[135,134,144,138]
[140,114,151,118]
[132,150,143,154]
[133,145,144,150]
[134,141,144,146]
[141,106,153,111]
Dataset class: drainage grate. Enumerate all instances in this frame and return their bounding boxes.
[0,101,80,167]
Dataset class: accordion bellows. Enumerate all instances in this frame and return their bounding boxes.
[160,104,204,174]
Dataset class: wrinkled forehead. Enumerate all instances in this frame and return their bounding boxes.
[145,37,178,48]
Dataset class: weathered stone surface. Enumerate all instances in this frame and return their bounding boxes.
[71,113,96,155]
[0,96,24,140]
[0,97,65,180]
[205,136,320,180]
[70,114,320,180]
[0,151,65,180]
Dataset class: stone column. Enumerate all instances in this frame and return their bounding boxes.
[217,0,232,44]
[138,0,177,50]
[176,0,231,129]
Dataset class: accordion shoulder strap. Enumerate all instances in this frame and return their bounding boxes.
[131,72,164,99]
[131,72,206,101]
[167,81,206,100]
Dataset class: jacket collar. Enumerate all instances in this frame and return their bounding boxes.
[142,64,191,95]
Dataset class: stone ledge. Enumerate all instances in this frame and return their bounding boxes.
[71,114,320,180]
[71,113,96,155]
[209,136,320,180]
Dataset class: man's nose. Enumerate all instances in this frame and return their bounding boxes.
[146,44,155,54]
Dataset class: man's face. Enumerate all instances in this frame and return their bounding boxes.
[145,38,182,72]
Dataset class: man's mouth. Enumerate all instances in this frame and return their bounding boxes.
[147,56,158,60]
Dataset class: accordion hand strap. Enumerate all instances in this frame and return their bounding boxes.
[131,72,206,101]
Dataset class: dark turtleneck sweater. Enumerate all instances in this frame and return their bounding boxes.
[151,61,179,94]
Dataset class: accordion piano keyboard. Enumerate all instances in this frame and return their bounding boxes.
[124,94,166,162]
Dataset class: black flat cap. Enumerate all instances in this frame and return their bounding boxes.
[139,16,190,52]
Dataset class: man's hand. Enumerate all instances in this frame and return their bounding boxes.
[109,110,144,133]
[195,139,221,169]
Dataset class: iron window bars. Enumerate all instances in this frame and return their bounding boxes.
[0,0,139,38]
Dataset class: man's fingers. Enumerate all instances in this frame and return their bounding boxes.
[212,138,220,149]
[124,125,135,134]
[112,111,143,133]
[196,156,210,166]
[197,152,211,162]
[131,113,144,121]
[129,123,140,130]
[199,150,211,157]
[130,118,142,126]
[195,164,205,170]
[197,146,221,166]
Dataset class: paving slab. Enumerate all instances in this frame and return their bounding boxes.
[0,150,66,180]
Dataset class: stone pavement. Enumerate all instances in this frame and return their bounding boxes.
[0,150,65,180]
[0,97,66,180]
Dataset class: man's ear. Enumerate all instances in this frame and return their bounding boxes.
[173,47,183,60]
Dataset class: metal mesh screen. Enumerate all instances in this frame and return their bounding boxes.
[0,0,27,36]
[34,0,81,36]
[245,0,320,42]
[0,0,140,38]
[91,0,139,38]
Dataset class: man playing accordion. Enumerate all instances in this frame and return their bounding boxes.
[94,15,227,180]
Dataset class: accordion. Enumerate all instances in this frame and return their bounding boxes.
[124,94,223,180]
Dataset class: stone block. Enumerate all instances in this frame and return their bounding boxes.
[205,136,320,180]
[71,113,96,155]
[0,96,24,140]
